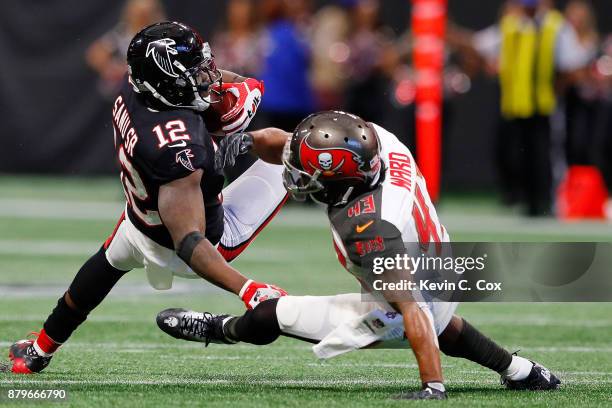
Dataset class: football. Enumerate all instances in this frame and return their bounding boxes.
[202,88,238,136]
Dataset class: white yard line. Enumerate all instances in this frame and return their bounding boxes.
[0,239,301,261]
[442,213,612,238]
[2,315,609,329]
[468,316,612,328]
[515,346,612,353]
[0,315,154,323]
[0,199,123,221]
[0,341,609,354]
[0,240,101,256]
[2,198,611,237]
[0,282,221,299]
[307,362,421,368]
[0,198,329,227]
[0,341,312,351]
[0,378,611,386]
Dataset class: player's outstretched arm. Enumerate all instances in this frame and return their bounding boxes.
[158,170,248,294]
[392,300,444,385]
[158,170,287,308]
[214,128,290,171]
[249,128,290,165]
[356,217,446,397]
[377,264,444,387]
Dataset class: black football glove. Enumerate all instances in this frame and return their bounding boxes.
[214,132,254,172]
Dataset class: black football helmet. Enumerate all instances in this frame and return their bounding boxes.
[127,21,221,111]
[282,111,382,206]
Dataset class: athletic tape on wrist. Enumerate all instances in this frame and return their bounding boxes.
[239,279,254,299]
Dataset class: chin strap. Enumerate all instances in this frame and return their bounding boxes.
[332,166,383,207]
[335,186,354,207]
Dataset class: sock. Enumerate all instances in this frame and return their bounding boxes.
[425,382,445,392]
[501,355,533,381]
[220,316,239,343]
[439,318,513,373]
[42,247,128,345]
[223,298,281,345]
[33,329,61,357]
[67,247,128,312]
[43,295,88,345]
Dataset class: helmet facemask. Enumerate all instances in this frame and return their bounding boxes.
[281,111,383,207]
[128,32,223,111]
[189,43,224,106]
[282,140,371,207]
[157,42,223,111]
[282,140,325,201]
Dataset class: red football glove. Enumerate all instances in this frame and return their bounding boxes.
[239,279,287,310]
[220,78,264,135]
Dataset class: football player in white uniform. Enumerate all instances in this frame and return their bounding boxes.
[158,111,560,399]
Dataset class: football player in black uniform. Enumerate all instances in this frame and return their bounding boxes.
[157,111,561,400]
[7,22,290,374]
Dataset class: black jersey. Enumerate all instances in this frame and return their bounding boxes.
[111,77,225,249]
[328,186,405,286]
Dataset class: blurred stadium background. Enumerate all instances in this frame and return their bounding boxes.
[2,0,612,210]
[1,0,611,406]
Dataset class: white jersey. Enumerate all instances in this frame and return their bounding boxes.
[301,123,458,357]
[375,123,450,246]
[328,123,450,283]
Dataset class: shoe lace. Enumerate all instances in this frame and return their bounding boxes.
[181,312,214,346]
[24,332,45,358]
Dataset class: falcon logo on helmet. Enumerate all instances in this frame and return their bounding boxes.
[146,38,179,78]
[127,22,222,112]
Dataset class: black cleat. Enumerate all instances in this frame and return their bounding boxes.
[503,361,561,390]
[392,386,448,400]
[8,337,52,374]
[156,308,235,346]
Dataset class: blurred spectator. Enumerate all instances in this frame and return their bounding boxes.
[86,0,165,97]
[563,0,600,167]
[309,5,351,110]
[212,0,264,78]
[256,0,316,131]
[343,0,395,124]
[457,0,591,216]
[598,36,612,192]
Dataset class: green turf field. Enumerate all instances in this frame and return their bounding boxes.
[1,176,611,407]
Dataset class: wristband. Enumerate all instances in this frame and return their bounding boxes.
[238,279,254,298]
[177,231,205,265]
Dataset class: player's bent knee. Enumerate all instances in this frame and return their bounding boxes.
[235,299,281,345]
